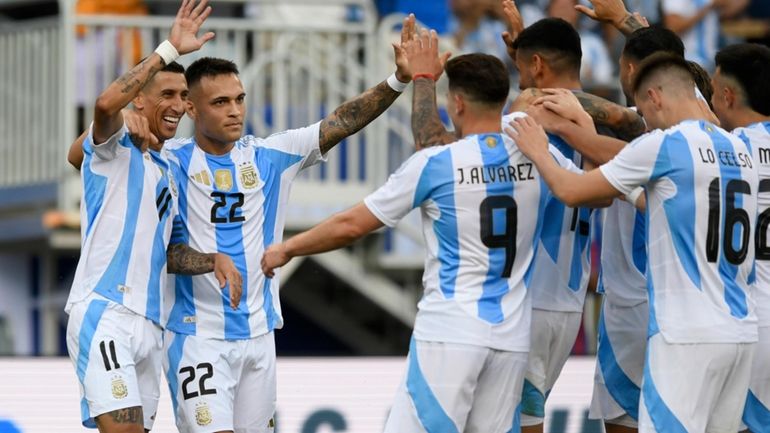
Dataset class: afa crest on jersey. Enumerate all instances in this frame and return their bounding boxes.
[240,162,258,189]
[195,401,212,426]
[111,375,128,399]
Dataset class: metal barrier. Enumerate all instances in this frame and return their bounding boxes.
[0,18,64,187]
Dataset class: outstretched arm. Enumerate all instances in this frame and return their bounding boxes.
[92,0,214,145]
[261,203,384,277]
[506,116,622,207]
[68,110,158,170]
[317,14,417,154]
[167,243,243,309]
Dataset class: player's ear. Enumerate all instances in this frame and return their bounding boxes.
[185,100,196,120]
[454,93,464,116]
[133,94,145,111]
[723,85,736,109]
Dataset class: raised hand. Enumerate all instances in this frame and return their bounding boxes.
[168,0,215,55]
[404,28,452,80]
[575,0,648,35]
[393,14,417,82]
[214,253,243,309]
[501,0,524,61]
[261,244,291,278]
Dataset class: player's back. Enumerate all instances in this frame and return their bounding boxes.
[67,128,177,324]
[607,120,759,343]
[735,121,770,327]
[382,131,551,352]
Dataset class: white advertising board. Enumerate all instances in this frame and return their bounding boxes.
[0,357,599,433]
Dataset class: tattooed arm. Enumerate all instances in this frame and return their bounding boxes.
[167,243,243,309]
[92,0,214,144]
[412,78,456,150]
[574,92,647,141]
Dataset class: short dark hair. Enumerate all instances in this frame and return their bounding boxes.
[511,18,581,75]
[185,57,240,88]
[715,43,770,115]
[162,61,185,74]
[622,26,685,62]
[632,52,693,95]
[445,53,510,106]
[687,60,714,109]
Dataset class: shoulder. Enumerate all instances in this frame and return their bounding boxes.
[164,137,195,152]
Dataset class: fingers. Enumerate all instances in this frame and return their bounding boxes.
[439,51,452,67]
[176,0,190,19]
[401,14,415,45]
[574,4,599,20]
[215,267,226,289]
[194,5,212,25]
[229,270,242,309]
[191,0,209,18]
[261,256,274,278]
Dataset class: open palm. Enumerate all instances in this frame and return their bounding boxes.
[168,0,215,55]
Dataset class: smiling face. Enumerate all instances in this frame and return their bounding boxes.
[134,70,188,141]
[187,72,246,149]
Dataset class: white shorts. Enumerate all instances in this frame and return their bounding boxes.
[520,309,582,426]
[589,299,648,425]
[639,333,755,433]
[66,295,163,430]
[163,330,276,433]
[383,338,528,433]
[743,326,770,433]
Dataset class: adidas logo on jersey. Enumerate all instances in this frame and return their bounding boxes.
[191,171,211,186]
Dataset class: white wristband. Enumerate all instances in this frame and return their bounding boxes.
[387,73,409,92]
[155,40,180,65]
[625,187,644,207]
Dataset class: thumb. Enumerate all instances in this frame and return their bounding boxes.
[440,51,452,67]
[215,268,226,289]
[501,31,513,45]
[574,5,598,20]
[199,32,215,45]
[149,133,159,148]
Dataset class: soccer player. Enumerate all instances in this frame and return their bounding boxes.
[65,1,241,433]
[260,32,571,432]
[507,52,758,433]
[710,42,770,433]
[160,17,416,433]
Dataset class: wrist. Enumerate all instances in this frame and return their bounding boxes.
[387,73,410,92]
[413,72,436,82]
[154,40,179,65]
[613,12,631,29]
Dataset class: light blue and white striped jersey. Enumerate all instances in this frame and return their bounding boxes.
[508,116,592,314]
[364,121,576,352]
[662,0,719,71]
[601,120,759,343]
[598,191,648,307]
[163,122,323,340]
[734,121,770,327]
[66,124,178,325]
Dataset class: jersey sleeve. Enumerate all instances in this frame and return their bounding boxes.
[364,152,431,227]
[84,122,130,162]
[599,131,665,196]
[549,144,583,174]
[257,121,326,170]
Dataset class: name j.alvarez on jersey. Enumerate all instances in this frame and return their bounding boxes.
[457,163,536,185]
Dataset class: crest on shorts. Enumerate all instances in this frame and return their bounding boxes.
[239,162,258,189]
[111,375,128,399]
[195,402,212,426]
[214,169,233,192]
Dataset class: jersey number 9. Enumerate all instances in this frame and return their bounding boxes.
[480,195,517,278]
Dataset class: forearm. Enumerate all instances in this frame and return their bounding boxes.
[318,80,401,154]
[574,92,646,141]
[93,54,165,143]
[718,0,749,19]
[284,212,366,259]
[531,152,615,207]
[559,122,627,164]
[167,243,215,275]
[412,78,455,150]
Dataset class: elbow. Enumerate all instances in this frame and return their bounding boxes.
[94,95,118,119]
[335,212,368,244]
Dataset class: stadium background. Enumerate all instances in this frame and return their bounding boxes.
[0,0,768,431]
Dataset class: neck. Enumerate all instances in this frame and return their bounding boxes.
[730,108,770,130]
[459,115,504,137]
[661,100,713,127]
[538,74,581,91]
[194,130,235,156]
